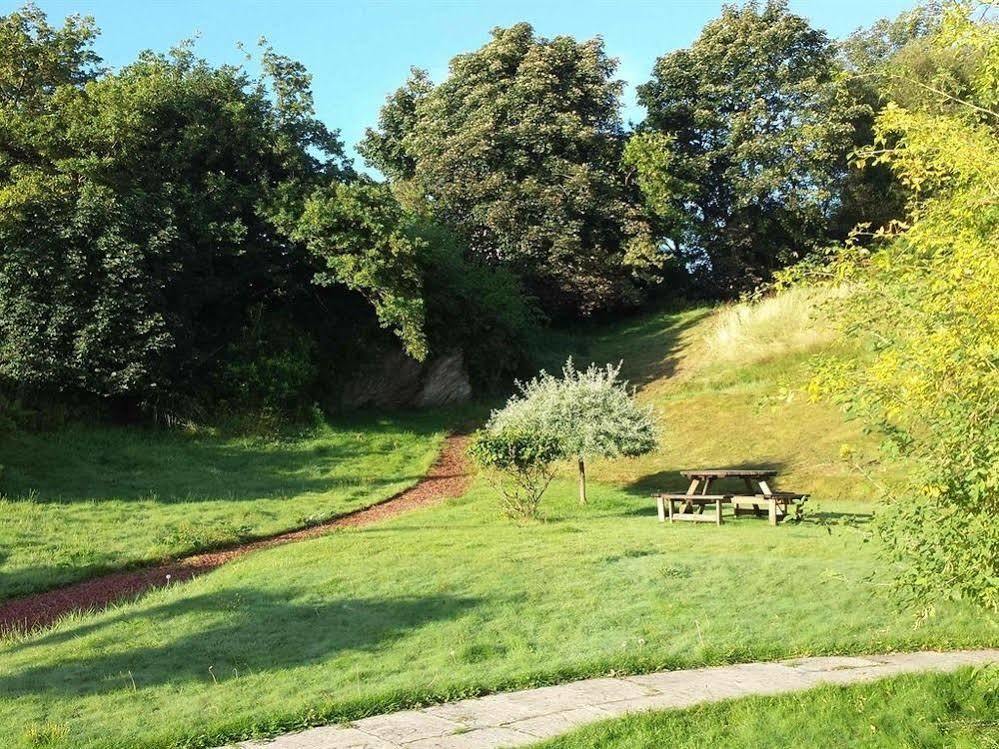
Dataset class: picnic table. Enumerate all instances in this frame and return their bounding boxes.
[653,469,806,526]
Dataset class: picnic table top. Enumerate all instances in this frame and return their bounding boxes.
[681,469,778,479]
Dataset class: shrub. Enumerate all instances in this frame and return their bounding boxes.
[807,5,998,612]
[469,428,563,519]
[417,221,540,393]
[487,359,657,504]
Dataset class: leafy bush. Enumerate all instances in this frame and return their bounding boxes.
[417,221,540,392]
[469,428,564,519]
[0,9,350,410]
[486,359,657,504]
[808,4,998,612]
[217,313,319,413]
[291,180,429,360]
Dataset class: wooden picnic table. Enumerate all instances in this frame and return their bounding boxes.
[653,468,805,526]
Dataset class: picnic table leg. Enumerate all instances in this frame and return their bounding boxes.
[657,495,666,522]
[696,477,711,514]
[740,478,759,517]
[715,498,723,526]
[681,479,700,515]
[759,480,775,523]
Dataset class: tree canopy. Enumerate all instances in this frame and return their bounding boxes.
[0,12,349,407]
[628,0,857,294]
[361,23,658,316]
[0,6,536,414]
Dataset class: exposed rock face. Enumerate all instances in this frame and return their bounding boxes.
[341,348,472,409]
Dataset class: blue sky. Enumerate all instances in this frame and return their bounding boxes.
[7,0,916,169]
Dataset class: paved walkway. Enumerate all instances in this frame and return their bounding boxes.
[232,649,998,749]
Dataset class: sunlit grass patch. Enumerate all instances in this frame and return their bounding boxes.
[538,667,999,749]
[0,409,462,600]
[0,479,992,748]
[704,286,847,367]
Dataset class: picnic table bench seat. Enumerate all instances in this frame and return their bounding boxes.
[653,493,731,525]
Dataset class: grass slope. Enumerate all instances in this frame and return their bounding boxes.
[1,483,994,748]
[0,411,454,600]
[538,667,999,749]
[547,289,900,501]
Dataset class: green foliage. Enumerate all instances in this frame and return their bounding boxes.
[0,5,101,135]
[484,359,656,503]
[809,3,999,611]
[217,312,319,413]
[0,8,350,410]
[491,360,657,463]
[357,67,432,182]
[291,182,541,382]
[416,221,540,391]
[469,427,563,518]
[292,180,428,360]
[630,0,856,294]
[361,23,657,316]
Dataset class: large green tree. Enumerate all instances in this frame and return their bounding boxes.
[360,23,657,316]
[628,0,855,294]
[0,7,351,409]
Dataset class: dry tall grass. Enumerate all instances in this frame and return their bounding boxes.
[704,286,847,366]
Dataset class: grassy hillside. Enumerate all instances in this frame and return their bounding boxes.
[539,667,998,749]
[0,289,882,604]
[0,411,457,600]
[2,292,989,749]
[546,288,897,502]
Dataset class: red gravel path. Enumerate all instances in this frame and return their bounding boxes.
[0,434,471,637]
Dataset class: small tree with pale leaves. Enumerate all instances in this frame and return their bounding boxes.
[486,359,657,505]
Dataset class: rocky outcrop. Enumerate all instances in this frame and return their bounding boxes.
[340,348,472,409]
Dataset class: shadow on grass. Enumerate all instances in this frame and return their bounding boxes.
[0,409,457,506]
[622,459,792,499]
[0,589,481,695]
[807,509,873,526]
[537,306,712,392]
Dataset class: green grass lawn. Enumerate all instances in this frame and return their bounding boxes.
[2,296,992,749]
[1,480,995,749]
[538,667,999,749]
[0,410,455,600]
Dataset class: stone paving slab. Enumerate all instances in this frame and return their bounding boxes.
[230,649,998,749]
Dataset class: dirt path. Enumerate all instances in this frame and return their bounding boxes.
[0,434,471,637]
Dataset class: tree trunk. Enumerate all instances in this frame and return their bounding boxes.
[578,457,587,505]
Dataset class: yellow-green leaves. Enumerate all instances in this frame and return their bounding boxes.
[817,3,999,611]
